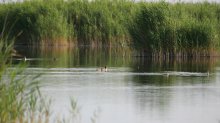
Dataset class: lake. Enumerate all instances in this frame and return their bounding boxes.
[15,46,220,123]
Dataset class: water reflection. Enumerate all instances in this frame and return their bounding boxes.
[131,57,215,86]
[132,57,215,72]
[14,45,132,67]
[13,46,220,123]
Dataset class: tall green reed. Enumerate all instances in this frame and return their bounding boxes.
[130,2,219,57]
[0,0,134,46]
[1,0,220,56]
[0,33,51,123]
[129,2,168,56]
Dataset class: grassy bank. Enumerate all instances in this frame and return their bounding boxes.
[0,0,220,56]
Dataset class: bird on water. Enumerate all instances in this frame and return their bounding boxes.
[97,66,108,72]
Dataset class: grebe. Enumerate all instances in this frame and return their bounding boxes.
[97,66,107,72]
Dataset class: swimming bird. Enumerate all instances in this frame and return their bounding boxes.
[23,56,27,61]
[163,72,169,77]
[97,66,107,72]
[206,71,210,77]
[166,73,170,77]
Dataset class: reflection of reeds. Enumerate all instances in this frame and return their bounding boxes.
[132,56,216,86]
[31,45,132,67]
[133,56,216,73]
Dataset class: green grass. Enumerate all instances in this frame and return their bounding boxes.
[1,0,220,56]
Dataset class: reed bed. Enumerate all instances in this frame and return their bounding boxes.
[130,2,220,57]
[1,0,220,56]
[0,0,134,47]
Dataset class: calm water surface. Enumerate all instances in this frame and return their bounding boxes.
[16,46,220,123]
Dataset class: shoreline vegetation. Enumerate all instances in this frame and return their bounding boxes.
[0,33,82,123]
[1,0,220,57]
[0,35,51,123]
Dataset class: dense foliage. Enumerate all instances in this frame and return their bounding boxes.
[1,0,220,56]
